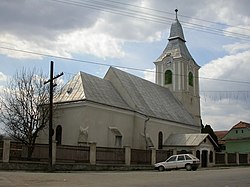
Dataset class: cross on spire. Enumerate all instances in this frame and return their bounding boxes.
[175,9,178,19]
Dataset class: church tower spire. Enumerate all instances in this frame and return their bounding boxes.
[154,10,201,126]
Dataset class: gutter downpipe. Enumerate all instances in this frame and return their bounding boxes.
[143,116,150,150]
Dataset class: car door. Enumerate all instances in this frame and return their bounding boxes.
[176,155,186,168]
[164,155,177,169]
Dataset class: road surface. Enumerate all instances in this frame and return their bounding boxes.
[0,167,250,187]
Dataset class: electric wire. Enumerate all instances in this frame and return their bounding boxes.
[49,0,250,41]
[1,45,250,87]
[102,0,250,32]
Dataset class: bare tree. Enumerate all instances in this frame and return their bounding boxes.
[0,69,50,160]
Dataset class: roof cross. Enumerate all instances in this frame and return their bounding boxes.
[175,9,178,19]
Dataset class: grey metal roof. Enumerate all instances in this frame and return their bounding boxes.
[54,72,85,102]
[155,18,194,62]
[169,19,186,41]
[55,71,131,110]
[164,134,209,146]
[106,67,198,126]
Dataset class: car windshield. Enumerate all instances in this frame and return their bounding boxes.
[188,154,198,159]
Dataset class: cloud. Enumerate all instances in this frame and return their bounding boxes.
[223,42,250,54]
[143,68,155,83]
[201,98,250,130]
[0,0,163,60]
[0,72,7,82]
[200,48,250,130]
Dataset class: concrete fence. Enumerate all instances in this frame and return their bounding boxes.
[1,140,250,169]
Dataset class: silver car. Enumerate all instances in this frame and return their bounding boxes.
[154,154,200,171]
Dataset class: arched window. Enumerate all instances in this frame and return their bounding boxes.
[165,70,172,84]
[158,131,163,149]
[56,125,62,145]
[188,72,193,86]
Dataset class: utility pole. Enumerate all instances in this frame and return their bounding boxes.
[44,61,63,171]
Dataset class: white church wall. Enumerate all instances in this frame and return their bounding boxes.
[147,118,200,150]
[37,102,135,147]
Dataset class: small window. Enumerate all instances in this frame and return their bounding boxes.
[165,70,172,84]
[158,131,163,149]
[236,130,238,134]
[242,130,244,133]
[209,151,213,163]
[115,136,122,147]
[196,150,200,159]
[188,72,193,86]
[56,125,62,145]
[167,156,177,162]
[177,155,185,161]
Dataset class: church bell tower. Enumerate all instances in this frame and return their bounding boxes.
[154,9,201,126]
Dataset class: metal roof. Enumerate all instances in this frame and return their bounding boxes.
[164,134,209,146]
[55,71,131,110]
[106,67,198,126]
[169,18,186,42]
[155,18,195,62]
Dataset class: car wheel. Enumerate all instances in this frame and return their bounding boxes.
[158,166,165,172]
[185,164,192,171]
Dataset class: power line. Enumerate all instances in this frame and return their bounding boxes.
[1,45,250,85]
[102,0,250,32]
[49,0,250,41]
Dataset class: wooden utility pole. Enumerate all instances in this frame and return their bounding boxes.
[44,61,63,171]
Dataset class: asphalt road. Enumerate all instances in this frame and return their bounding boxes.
[0,167,250,187]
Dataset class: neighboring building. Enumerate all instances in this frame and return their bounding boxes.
[222,121,250,153]
[215,130,228,151]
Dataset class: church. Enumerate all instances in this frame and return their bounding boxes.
[37,11,217,163]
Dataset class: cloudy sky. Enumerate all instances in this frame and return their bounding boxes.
[0,0,250,131]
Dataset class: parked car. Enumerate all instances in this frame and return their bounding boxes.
[154,154,200,171]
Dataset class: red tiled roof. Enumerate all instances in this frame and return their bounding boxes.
[232,121,250,129]
[215,131,228,140]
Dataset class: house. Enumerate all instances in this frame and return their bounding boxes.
[37,10,217,162]
[222,121,250,153]
[215,130,228,151]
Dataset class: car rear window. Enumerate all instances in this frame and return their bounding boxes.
[185,155,192,160]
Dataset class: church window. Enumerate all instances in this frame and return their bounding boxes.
[115,136,122,147]
[158,131,163,149]
[165,70,172,84]
[56,125,62,145]
[188,72,193,86]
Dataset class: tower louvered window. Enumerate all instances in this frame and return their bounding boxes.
[188,72,193,86]
[165,70,172,84]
